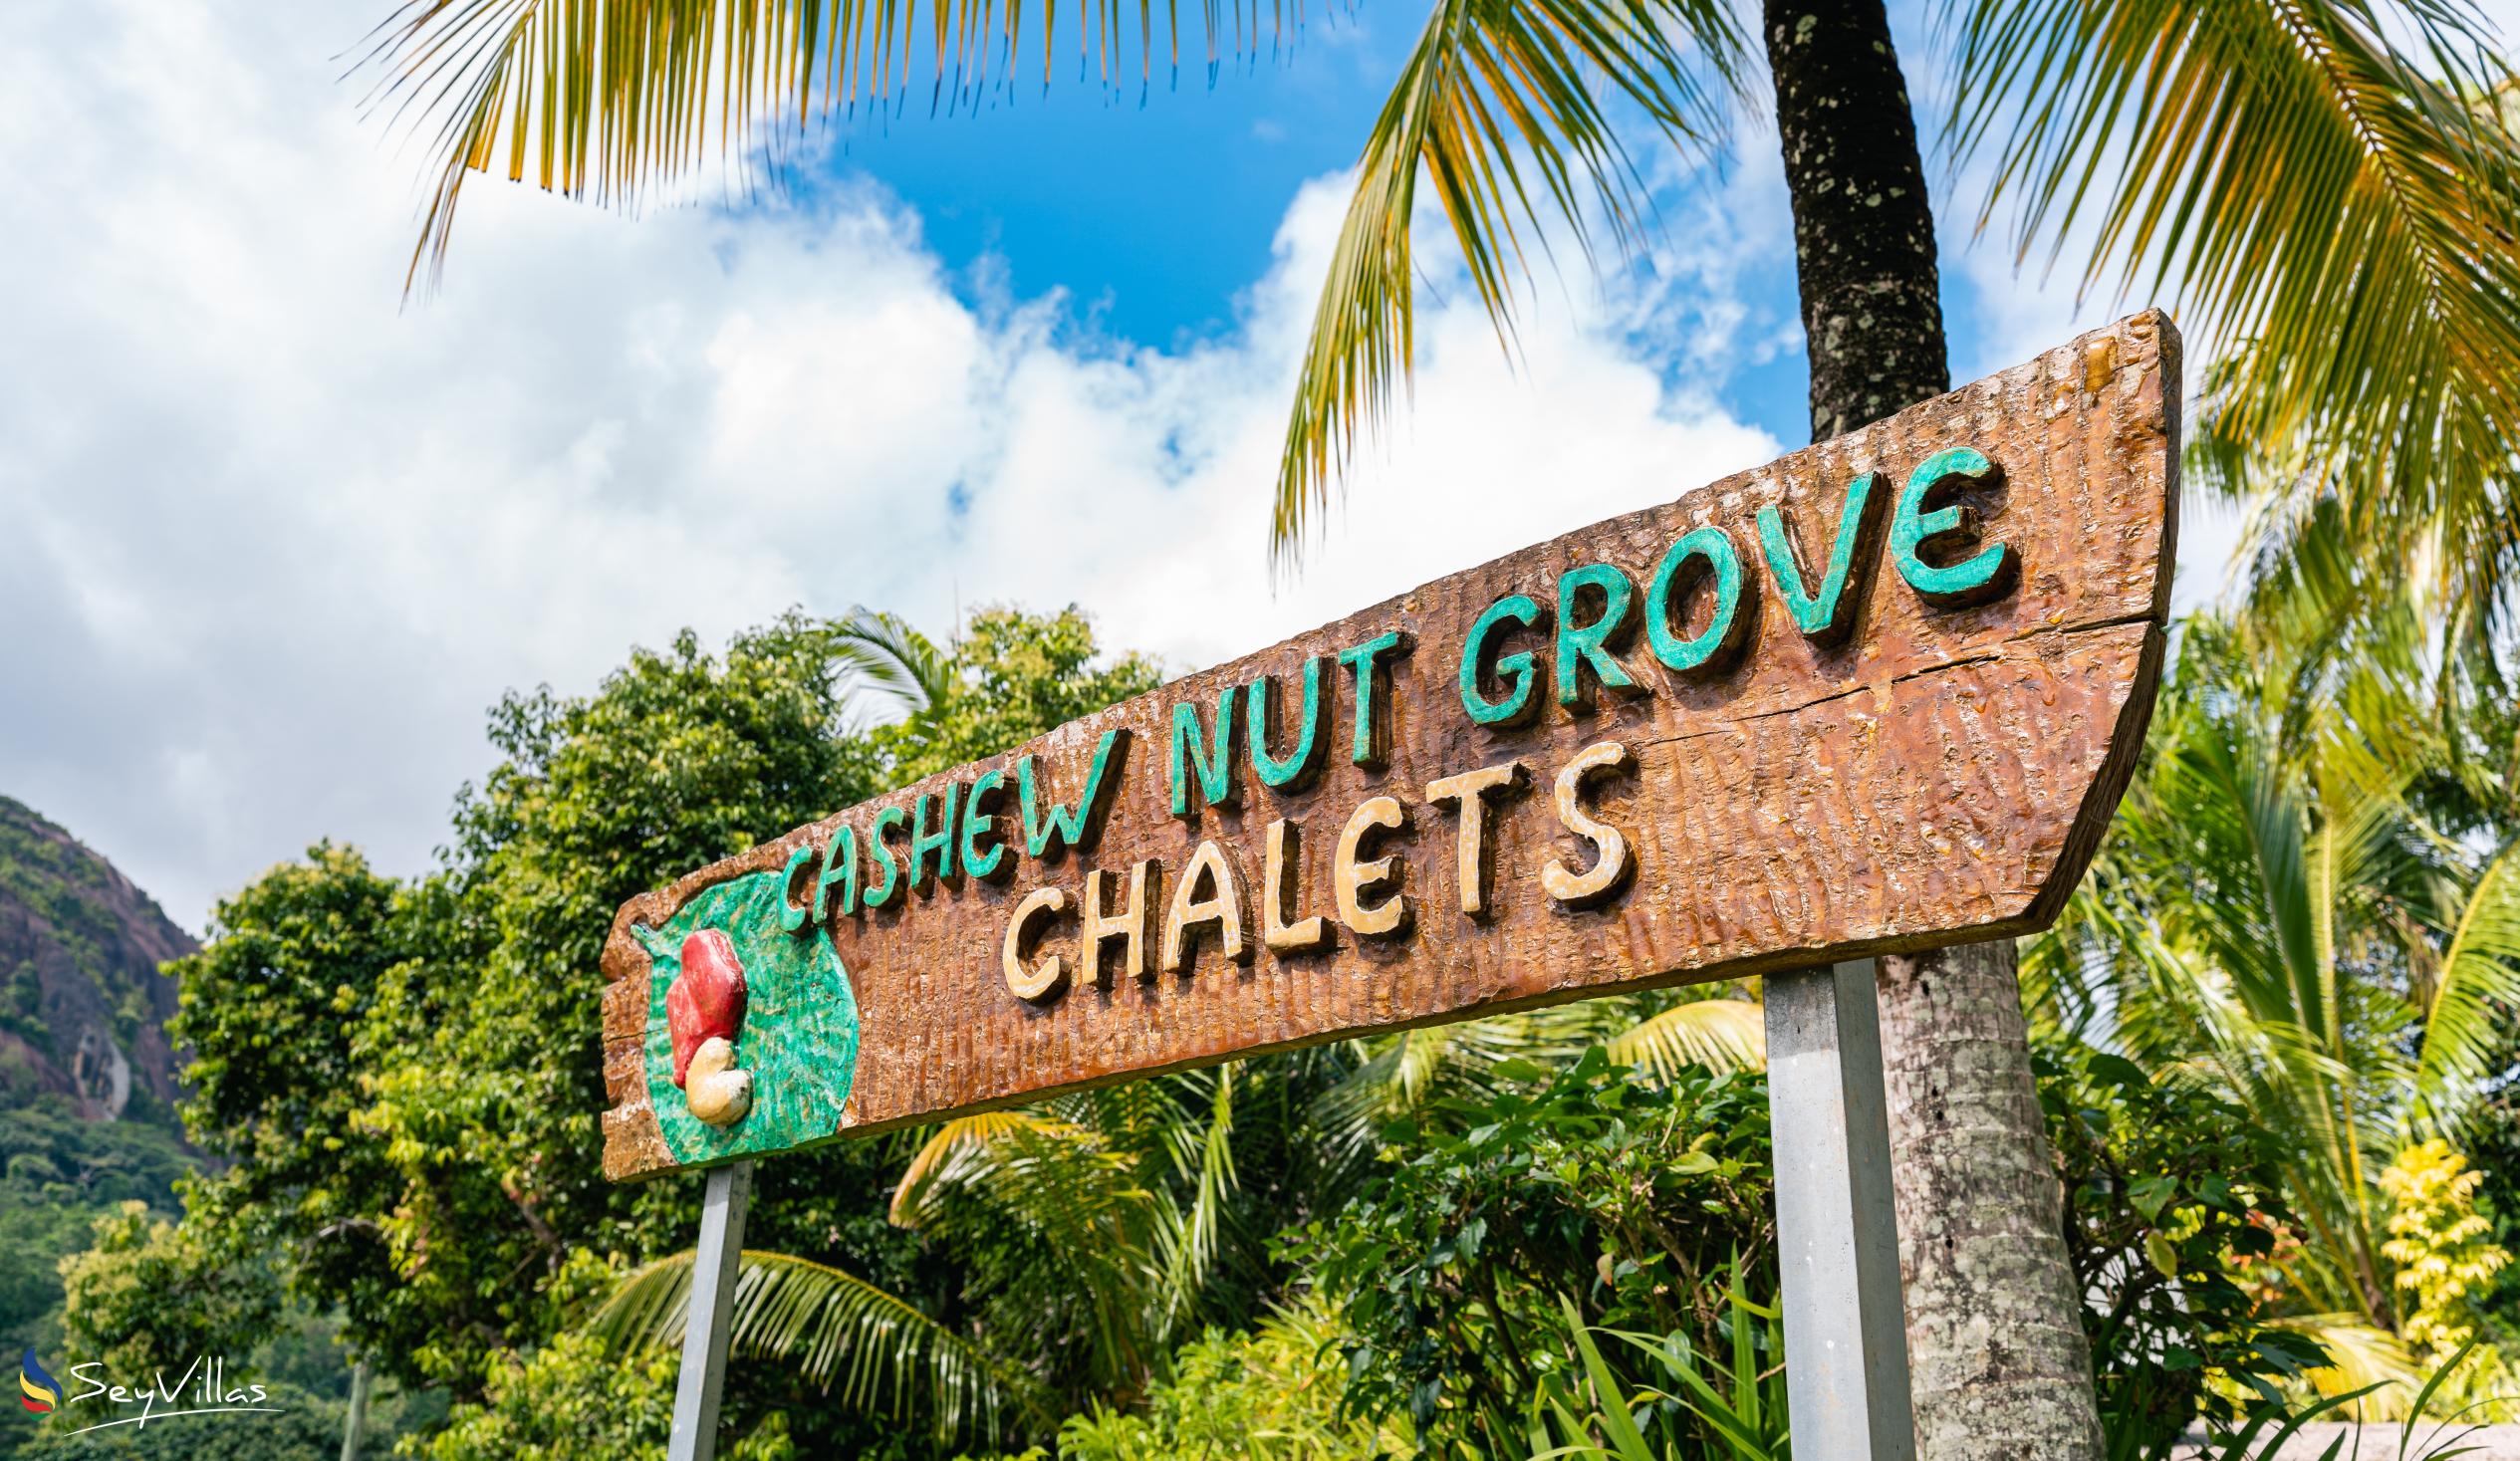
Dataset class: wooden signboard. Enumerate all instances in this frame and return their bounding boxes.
[601,311,2178,1182]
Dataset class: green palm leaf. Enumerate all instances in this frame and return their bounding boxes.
[883,1096,1174,1386]
[1604,995,1764,1078]
[2411,839,2520,1125]
[1313,999,1621,1149]
[367,0,1746,560]
[365,0,1284,290]
[2076,608,2446,1319]
[589,1247,1055,1441]
[832,605,956,717]
[1270,0,1743,559]
[2268,1314,2426,1420]
[887,1106,1077,1224]
[1947,0,2520,603]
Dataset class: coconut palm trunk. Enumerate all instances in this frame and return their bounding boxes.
[1763,3,2106,1455]
[371,0,2520,1449]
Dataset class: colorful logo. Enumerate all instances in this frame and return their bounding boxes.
[18,1348,59,1414]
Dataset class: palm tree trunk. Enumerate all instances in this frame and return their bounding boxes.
[1763,0,1946,439]
[1875,943,2106,1456]
[1762,3,2105,1455]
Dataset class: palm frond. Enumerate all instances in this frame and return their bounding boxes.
[832,606,955,717]
[882,1102,1172,1386]
[887,1107,1073,1224]
[1151,1064,1243,1319]
[1270,0,1746,561]
[1313,1001,1620,1149]
[364,0,1287,291]
[2272,1314,2425,1421]
[2075,611,2449,1319]
[1605,995,1764,1078]
[1947,0,2520,605]
[590,1248,1053,1442]
[2411,840,2520,1126]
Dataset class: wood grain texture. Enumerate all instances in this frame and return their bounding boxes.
[600,310,2179,1181]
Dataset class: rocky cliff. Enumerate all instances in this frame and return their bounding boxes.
[0,797,192,1121]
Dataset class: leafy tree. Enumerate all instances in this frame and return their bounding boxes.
[57,1202,280,1381]
[150,845,420,1357]
[359,0,2520,1447]
[61,607,1176,1455]
[2035,1044,2328,1458]
[1283,1051,1772,1456]
[406,1331,796,1461]
[1037,1299,1407,1460]
[349,612,886,1384]
[350,607,1163,1450]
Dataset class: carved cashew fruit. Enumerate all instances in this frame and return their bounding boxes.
[666,928,753,1126]
[682,1035,753,1126]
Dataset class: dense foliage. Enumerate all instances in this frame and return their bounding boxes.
[291,0,2520,1449]
[1286,1053,1773,1456]
[0,1098,187,1348]
[30,582,2519,1458]
[48,608,1169,1457]
[2036,1045,2326,1454]
[967,1300,1410,1461]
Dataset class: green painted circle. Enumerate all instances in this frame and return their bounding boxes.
[635,869,861,1166]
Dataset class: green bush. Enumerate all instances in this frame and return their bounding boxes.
[1012,1300,1407,1460]
[2038,1045,2326,1458]
[409,1331,793,1461]
[1286,1050,1773,1456]
[57,1203,280,1382]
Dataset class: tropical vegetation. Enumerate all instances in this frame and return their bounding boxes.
[349,0,2520,1448]
[11,0,2517,1453]
[10,583,2503,1459]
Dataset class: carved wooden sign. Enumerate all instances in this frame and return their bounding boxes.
[600,312,2179,1181]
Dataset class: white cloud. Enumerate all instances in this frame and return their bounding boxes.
[0,0,1778,930]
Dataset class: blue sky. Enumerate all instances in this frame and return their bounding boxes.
[740,1,2078,451]
[0,0,2334,928]
[749,10,1840,433]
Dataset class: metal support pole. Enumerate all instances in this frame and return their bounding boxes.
[1767,958,1915,1460]
[339,1360,370,1461]
[668,1161,755,1461]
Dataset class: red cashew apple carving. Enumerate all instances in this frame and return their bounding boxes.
[664,928,753,1125]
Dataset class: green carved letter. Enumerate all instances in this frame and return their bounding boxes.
[908,784,960,892]
[1555,563,1639,708]
[1020,728,1131,858]
[1247,657,1327,791]
[961,767,1010,881]
[1460,594,1545,727]
[815,824,860,921]
[1646,526,1751,677]
[1336,630,1411,768]
[864,805,907,909]
[1169,687,1241,818]
[1891,447,2018,608]
[778,842,816,932]
[1759,471,1884,644]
